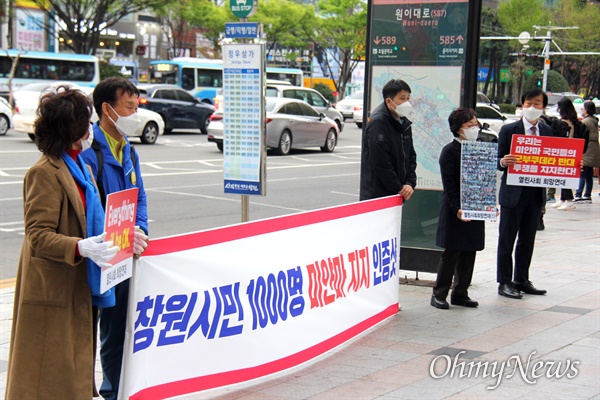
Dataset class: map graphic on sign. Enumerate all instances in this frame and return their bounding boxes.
[371,65,462,189]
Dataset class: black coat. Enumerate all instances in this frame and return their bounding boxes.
[436,140,485,251]
[359,102,417,200]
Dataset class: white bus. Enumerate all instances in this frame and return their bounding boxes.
[0,50,101,92]
[149,57,304,105]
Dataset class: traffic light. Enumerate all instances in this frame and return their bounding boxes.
[536,77,542,87]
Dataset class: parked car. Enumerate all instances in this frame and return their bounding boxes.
[475,103,509,133]
[89,102,165,145]
[477,91,500,111]
[12,82,94,141]
[0,96,13,135]
[266,84,344,132]
[336,90,364,119]
[137,84,215,135]
[477,122,498,143]
[12,82,164,144]
[545,96,588,118]
[208,98,339,155]
[546,92,582,107]
[352,105,364,129]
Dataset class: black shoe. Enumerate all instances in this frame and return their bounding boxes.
[514,280,547,295]
[498,283,522,299]
[430,296,449,309]
[537,217,545,231]
[451,296,479,308]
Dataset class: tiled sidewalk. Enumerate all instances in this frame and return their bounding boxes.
[1,194,599,399]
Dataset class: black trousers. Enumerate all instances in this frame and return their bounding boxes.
[497,187,543,284]
[433,248,476,300]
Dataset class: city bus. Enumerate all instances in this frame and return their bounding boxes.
[148,57,304,105]
[109,58,138,84]
[0,50,101,92]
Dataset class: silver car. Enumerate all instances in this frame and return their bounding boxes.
[266,84,344,133]
[207,98,339,156]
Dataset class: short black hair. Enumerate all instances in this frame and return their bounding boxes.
[521,88,548,108]
[34,86,93,158]
[93,77,140,120]
[583,100,596,116]
[515,103,522,109]
[382,79,411,100]
[448,107,477,137]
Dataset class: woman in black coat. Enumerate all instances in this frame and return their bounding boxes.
[431,107,485,310]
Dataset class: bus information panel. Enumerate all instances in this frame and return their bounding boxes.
[223,44,266,195]
[366,0,477,271]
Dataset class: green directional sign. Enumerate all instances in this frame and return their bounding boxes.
[230,0,258,19]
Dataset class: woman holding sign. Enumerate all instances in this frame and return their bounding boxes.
[6,86,119,399]
[431,108,484,310]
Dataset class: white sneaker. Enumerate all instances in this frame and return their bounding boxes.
[557,202,576,211]
[551,201,563,208]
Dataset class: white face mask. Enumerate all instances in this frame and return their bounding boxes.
[515,109,523,118]
[107,104,141,136]
[522,106,543,122]
[389,99,412,118]
[80,125,94,151]
[461,126,479,141]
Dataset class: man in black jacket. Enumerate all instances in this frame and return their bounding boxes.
[360,79,417,201]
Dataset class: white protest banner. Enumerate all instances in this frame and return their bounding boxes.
[120,196,402,399]
[101,187,138,293]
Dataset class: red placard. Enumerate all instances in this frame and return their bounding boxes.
[101,187,138,293]
[507,135,585,189]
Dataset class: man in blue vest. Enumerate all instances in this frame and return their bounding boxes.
[81,77,149,399]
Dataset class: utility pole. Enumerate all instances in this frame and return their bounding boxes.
[532,25,578,92]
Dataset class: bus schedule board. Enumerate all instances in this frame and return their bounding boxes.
[507,135,585,189]
[222,43,266,196]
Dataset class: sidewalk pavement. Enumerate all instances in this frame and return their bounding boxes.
[1,193,599,399]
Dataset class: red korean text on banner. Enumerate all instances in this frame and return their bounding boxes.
[507,135,585,189]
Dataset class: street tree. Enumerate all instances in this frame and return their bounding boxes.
[19,0,173,55]
[305,0,366,98]
[247,0,316,63]
[497,0,551,101]
[549,0,600,97]
[157,0,227,58]
[480,7,511,103]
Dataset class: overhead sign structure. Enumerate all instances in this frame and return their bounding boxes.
[222,43,266,196]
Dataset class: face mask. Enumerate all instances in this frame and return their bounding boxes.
[107,104,141,136]
[515,109,523,118]
[522,106,543,122]
[80,125,94,151]
[389,99,412,118]
[462,126,479,141]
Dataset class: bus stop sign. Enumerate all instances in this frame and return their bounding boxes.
[230,0,258,19]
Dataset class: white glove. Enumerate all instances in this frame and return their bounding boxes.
[133,226,148,256]
[78,232,119,268]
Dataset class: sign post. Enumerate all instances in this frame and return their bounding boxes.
[222,21,266,222]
